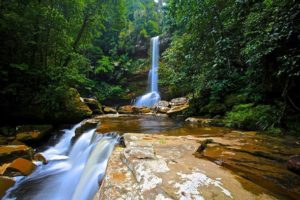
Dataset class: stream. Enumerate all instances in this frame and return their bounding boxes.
[4,115,300,200]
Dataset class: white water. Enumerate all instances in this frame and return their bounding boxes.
[4,123,119,200]
[135,36,161,107]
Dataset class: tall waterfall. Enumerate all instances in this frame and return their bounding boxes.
[135,36,161,107]
[4,123,119,200]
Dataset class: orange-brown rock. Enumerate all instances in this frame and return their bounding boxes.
[0,145,34,163]
[0,164,10,175]
[15,125,53,142]
[34,153,48,164]
[6,158,36,176]
[0,176,15,198]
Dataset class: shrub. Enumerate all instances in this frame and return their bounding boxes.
[225,104,280,131]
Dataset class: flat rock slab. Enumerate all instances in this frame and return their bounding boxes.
[96,134,277,200]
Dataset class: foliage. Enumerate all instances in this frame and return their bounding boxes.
[0,0,161,123]
[161,0,300,131]
[225,104,281,132]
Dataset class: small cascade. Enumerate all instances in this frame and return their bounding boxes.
[135,36,161,107]
[4,123,119,200]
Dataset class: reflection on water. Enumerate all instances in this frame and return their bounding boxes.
[96,115,182,134]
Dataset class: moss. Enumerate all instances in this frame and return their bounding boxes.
[52,88,92,123]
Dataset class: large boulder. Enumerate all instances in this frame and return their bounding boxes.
[53,88,92,123]
[82,98,103,114]
[5,158,36,176]
[15,125,53,142]
[0,176,15,198]
[0,145,34,164]
[287,155,300,174]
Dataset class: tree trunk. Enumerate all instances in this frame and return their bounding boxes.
[63,14,89,67]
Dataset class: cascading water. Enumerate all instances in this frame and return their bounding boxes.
[4,123,119,200]
[135,36,161,107]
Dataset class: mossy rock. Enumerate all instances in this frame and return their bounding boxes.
[53,88,92,123]
[83,98,103,114]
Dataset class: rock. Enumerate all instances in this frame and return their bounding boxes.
[118,105,136,114]
[152,101,170,113]
[154,100,170,108]
[0,145,34,164]
[75,119,99,135]
[97,133,277,200]
[0,176,15,198]
[287,155,300,174]
[157,106,170,113]
[136,106,151,114]
[170,97,188,106]
[82,98,103,114]
[5,158,36,176]
[15,125,53,142]
[34,153,48,164]
[72,118,100,142]
[167,104,189,115]
[185,117,224,126]
[54,88,92,123]
[103,106,118,114]
[195,139,214,153]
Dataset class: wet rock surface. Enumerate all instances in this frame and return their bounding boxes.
[82,98,103,114]
[0,145,34,164]
[15,125,53,143]
[0,176,15,198]
[5,158,36,176]
[97,133,280,200]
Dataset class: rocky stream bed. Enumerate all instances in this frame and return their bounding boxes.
[1,102,300,199]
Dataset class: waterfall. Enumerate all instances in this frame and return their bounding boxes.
[135,36,161,107]
[4,123,119,200]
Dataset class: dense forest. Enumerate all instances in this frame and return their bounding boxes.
[0,0,299,135]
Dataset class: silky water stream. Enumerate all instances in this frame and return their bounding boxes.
[4,123,119,200]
